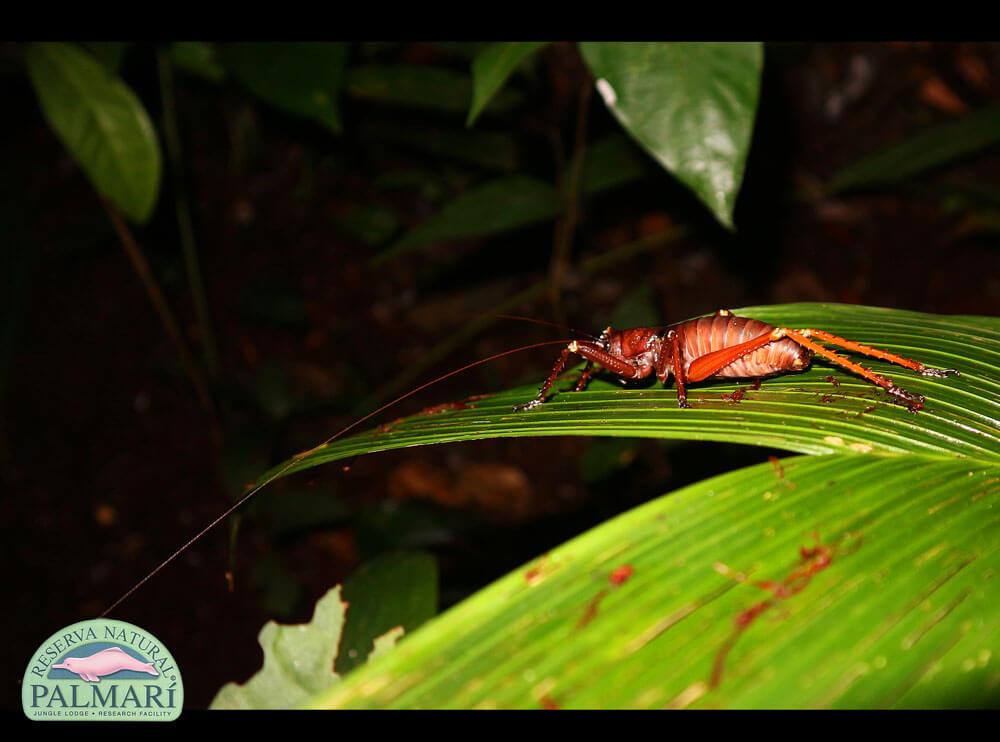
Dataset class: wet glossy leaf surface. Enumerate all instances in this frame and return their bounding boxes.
[315,454,998,708]
[580,42,762,229]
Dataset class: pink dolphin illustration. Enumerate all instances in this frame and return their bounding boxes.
[51,647,159,682]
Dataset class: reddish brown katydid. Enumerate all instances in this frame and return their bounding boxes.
[102,310,957,616]
[513,309,958,414]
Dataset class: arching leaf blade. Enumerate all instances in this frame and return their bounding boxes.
[254,304,999,491]
[311,453,999,709]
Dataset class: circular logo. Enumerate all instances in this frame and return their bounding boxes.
[22,619,183,722]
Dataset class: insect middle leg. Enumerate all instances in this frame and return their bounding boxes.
[574,360,595,392]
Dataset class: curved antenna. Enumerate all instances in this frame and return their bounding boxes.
[494,314,599,341]
[101,338,574,617]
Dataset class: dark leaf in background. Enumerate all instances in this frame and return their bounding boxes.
[467,42,549,126]
[334,203,400,246]
[253,554,305,618]
[251,486,352,539]
[222,43,348,133]
[252,360,296,422]
[346,65,521,115]
[361,120,520,172]
[237,277,308,326]
[580,42,763,229]
[579,438,638,484]
[168,41,226,83]
[608,279,660,330]
[83,42,131,73]
[25,42,162,223]
[828,105,1000,193]
[581,133,650,195]
[374,175,561,264]
[335,551,438,675]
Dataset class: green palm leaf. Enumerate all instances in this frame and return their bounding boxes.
[264,303,998,481]
[314,454,998,709]
[226,302,999,708]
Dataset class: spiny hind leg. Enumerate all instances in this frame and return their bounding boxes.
[801,328,959,378]
[779,329,926,412]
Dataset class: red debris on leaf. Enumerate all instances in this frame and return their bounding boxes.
[721,388,746,403]
[577,589,609,629]
[540,694,560,710]
[710,532,860,689]
[610,564,634,586]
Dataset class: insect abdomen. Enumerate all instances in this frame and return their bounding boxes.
[678,314,812,378]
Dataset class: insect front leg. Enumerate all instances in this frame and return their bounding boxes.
[514,341,640,412]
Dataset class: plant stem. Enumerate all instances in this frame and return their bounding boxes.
[548,80,593,323]
[157,50,220,378]
[102,200,216,419]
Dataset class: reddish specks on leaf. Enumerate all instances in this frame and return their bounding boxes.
[376,417,405,434]
[419,401,473,416]
[820,394,835,404]
[825,375,840,387]
[578,565,634,629]
[377,402,473,433]
[856,404,877,418]
[610,564,634,586]
[721,388,746,404]
[768,456,797,490]
[539,694,560,710]
[750,378,763,391]
[465,393,493,402]
[577,589,609,629]
[710,532,860,689]
[525,555,550,586]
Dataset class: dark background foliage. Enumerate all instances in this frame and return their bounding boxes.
[3,41,999,707]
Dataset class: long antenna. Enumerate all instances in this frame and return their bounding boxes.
[494,314,599,341]
[101,338,574,617]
